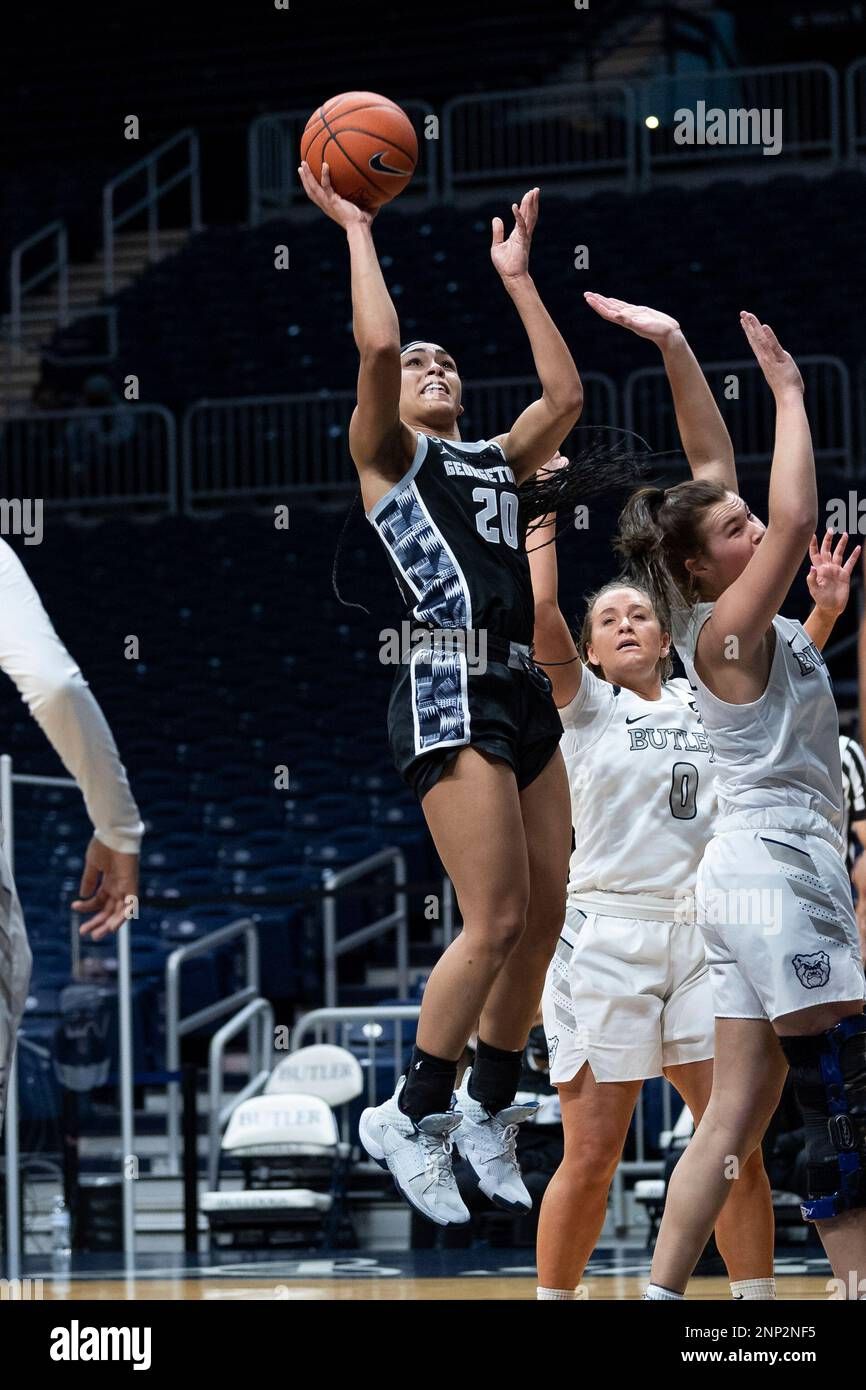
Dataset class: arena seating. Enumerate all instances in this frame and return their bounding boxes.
[42,171,866,413]
[4,508,430,1110]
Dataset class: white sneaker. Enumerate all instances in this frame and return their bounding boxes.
[358,1076,470,1226]
[453,1067,537,1212]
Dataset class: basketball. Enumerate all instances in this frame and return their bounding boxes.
[300,91,418,211]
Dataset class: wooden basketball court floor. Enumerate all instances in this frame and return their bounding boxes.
[22,1249,837,1300]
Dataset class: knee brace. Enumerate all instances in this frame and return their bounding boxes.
[779,1012,866,1222]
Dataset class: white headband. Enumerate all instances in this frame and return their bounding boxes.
[400,341,449,355]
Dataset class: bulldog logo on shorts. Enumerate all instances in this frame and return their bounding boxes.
[792,951,831,988]
[546,1035,559,1068]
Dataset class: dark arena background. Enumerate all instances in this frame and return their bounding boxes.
[2,0,866,1359]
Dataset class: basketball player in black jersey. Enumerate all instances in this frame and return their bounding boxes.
[299,159,581,1224]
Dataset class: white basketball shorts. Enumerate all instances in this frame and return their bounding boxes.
[541,901,714,1085]
[695,827,866,1021]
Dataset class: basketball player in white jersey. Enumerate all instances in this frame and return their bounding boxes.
[589,292,866,1296]
[0,538,143,1132]
[528,459,776,1301]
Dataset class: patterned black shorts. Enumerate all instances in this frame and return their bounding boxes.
[386,637,563,802]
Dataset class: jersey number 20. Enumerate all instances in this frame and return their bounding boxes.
[473,487,518,549]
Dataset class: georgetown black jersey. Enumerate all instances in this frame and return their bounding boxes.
[365,431,534,645]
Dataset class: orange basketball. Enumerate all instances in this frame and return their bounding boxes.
[300,92,418,211]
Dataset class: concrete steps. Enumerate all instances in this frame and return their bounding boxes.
[1,228,191,417]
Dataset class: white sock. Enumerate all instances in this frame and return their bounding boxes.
[731,1277,776,1300]
[644,1282,684,1300]
[536,1286,577,1300]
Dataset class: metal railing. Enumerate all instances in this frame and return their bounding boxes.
[181,390,357,508]
[247,60,866,209]
[845,57,866,162]
[460,372,619,442]
[0,405,178,510]
[442,81,638,197]
[103,129,201,295]
[291,1005,420,1111]
[639,63,840,183]
[248,100,436,224]
[0,754,136,1277]
[165,916,262,1175]
[4,353,855,512]
[322,848,408,1013]
[8,222,69,365]
[207,996,274,1189]
[625,356,853,475]
[180,374,619,510]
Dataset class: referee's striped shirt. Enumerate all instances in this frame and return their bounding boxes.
[840,734,866,873]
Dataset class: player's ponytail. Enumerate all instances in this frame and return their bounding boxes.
[616,477,729,613]
[615,485,671,612]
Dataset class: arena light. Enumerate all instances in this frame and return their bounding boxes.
[645,115,660,130]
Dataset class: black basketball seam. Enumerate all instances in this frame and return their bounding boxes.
[322,127,417,165]
[322,133,387,195]
[300,123,329,163]
[304,120,416,170]
[319,109,389,196]
[303,100,403,136]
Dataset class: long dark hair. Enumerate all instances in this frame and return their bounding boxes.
[518,429,647,536]
[614,478,729,614]
[578,576,673,683]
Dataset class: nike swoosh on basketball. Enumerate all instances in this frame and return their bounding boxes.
[625,714,651,724]
[369,151,407,175]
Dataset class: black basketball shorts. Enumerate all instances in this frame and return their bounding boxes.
[386,635,563,802]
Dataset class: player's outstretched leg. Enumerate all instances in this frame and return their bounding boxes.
[360,747,533,1224]
[454,747,571,1210]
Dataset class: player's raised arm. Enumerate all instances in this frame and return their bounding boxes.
[584,294,737,492]
[297,160,415,502]
[489,189,583,484]
[700,314,817,666]
[527,456,581,708]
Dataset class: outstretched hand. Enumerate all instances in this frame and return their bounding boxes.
[740,311,803,397]
[807,529,861,615]
[584,293,680,345]
[297,160,377,229]
[491,187,539,281]
[72,835,140,941]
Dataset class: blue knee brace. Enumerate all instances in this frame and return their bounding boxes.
[779,1012,866,1222]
